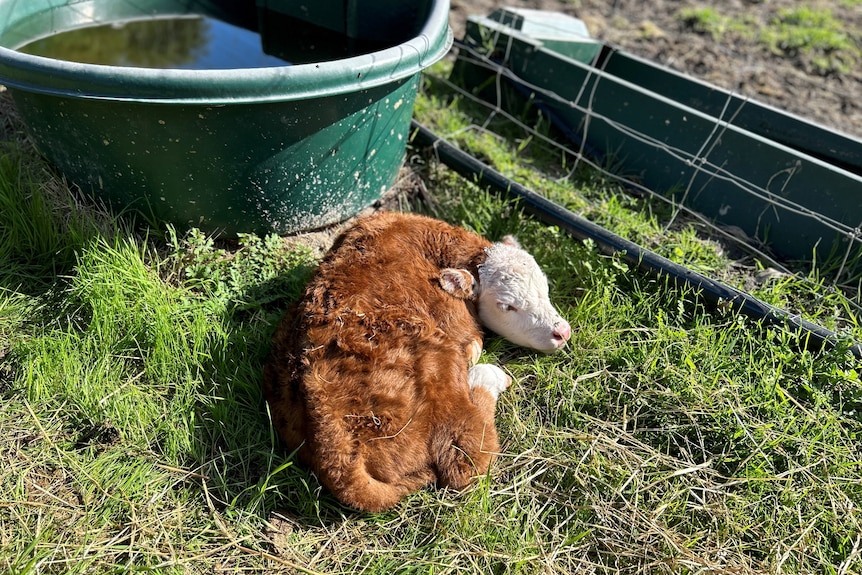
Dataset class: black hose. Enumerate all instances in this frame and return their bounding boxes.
[410,120,862,362]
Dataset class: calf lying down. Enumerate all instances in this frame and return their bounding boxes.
[263,212,570,512]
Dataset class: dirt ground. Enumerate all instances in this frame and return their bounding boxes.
[449,0,862,140]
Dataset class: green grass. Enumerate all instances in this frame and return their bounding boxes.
[677,4,860,74]
[2,65,862,574]
[677,7,740,38]
[762,7,860,74]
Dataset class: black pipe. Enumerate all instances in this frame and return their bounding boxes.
[410,120,862,362]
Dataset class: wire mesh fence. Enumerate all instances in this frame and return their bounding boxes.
[417,27,862,321]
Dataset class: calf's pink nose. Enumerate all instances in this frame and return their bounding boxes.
[554,320,572,342]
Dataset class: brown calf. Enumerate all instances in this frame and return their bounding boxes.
[263,211,568,511]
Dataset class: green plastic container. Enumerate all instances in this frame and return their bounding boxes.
[0,0,452,235]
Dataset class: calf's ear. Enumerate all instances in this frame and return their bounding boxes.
[440,268,476,299]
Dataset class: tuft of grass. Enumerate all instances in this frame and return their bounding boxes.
[677,7,731,37]
[165,226,316,311]
[761,7,860,74]
[0,148,94,287]
[676,4,860,74]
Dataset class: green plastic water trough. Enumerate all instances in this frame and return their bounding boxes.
[0,0,452,235]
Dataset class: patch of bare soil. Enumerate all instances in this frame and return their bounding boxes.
[449,0,862,140]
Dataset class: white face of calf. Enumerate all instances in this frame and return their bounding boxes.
[476,237,571,353]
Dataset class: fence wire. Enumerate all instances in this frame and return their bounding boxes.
[419,38,862,319]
